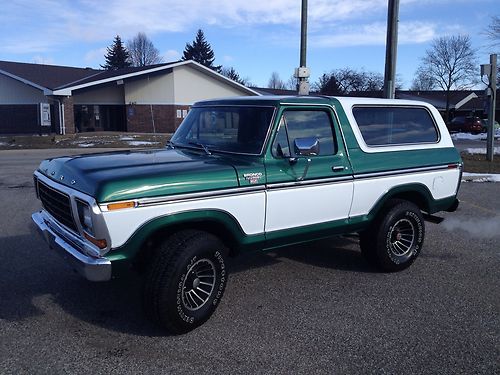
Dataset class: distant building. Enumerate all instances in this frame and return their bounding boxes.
[0,60,259,135]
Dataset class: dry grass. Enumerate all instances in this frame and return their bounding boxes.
[0,132,171,150]
[461,153,500,174]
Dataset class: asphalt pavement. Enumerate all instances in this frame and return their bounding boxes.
[0,148,499,374]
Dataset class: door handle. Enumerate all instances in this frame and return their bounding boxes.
[332,166,345,172]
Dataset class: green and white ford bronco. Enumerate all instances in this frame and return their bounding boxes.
[32,96,462,333]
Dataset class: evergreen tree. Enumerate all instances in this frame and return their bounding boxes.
[182,29,221,72]
[101,35,132,70]
[221,66,250,85]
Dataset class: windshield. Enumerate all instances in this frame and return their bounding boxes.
[171,106,275,155]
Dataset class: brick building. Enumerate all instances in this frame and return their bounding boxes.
[0,60,259,135]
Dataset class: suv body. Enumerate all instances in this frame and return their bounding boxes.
[32,96,462,333]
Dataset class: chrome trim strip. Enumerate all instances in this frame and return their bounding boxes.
[353,164,458,179]
[131,185,266,209]
[32,211,111,282]
[266,176,353,190]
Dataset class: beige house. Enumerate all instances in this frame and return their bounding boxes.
[0,60,259,134]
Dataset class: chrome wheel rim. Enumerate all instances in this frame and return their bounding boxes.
[389,219,415,257]
[181,259,216,311]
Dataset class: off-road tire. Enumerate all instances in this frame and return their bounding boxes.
[143,230,228,334]
[360,199,425,272]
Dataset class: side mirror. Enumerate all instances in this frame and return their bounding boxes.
[294,137,320,156]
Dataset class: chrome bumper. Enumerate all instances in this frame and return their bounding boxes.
[32,211,111,281]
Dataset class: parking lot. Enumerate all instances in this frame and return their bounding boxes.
[0,148,499,374]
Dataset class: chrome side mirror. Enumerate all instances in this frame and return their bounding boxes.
[294,137,320,156]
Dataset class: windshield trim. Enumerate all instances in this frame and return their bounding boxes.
[172,105,277,157]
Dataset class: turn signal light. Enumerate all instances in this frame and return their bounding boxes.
[107,201,136,211]
[84,232,107,249]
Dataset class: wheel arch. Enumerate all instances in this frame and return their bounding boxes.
[107,209,257,271]
[366,183,433,221]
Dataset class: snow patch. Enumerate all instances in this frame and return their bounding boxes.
[78,143,95,148]
[462,172,500,183]
[463,147,500,155]
[450,129,500,141]
[126,141,159,146]
[119,136,137,141]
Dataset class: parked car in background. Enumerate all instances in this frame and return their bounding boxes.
[447,116,483,134]
[480,119,500,133]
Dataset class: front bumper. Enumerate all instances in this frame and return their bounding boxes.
[32,211,111,281]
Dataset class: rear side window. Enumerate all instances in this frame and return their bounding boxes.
[352,106,438,146]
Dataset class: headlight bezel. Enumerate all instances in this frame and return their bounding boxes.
[76,199,94,236]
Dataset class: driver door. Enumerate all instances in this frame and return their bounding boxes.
[264,106,354,237]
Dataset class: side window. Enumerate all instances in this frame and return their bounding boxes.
[273,110,336,157]
[352,106,439,146]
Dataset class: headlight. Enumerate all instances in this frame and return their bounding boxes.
[76,200,94,235]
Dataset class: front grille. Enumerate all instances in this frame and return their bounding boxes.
[37,179,78,232]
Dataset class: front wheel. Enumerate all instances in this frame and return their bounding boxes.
[360,199,425,272]
[143,230,228,334]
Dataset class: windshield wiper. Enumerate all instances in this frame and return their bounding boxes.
[188,141,212,155]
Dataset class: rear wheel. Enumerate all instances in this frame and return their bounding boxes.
[360,199,425,272]
[143,230,228,334]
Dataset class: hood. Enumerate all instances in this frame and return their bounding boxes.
[37,148,239,202]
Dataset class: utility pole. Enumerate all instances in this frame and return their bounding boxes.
[481,54,497,162]
[383,0,399,99]
[296,0,310,95]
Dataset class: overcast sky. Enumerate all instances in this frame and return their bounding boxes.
[0,0,498,88]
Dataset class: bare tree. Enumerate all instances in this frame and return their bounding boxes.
[484,15,500,50]
[416,35,477,121]
[285,75,298,91]
[411,67,437,91]
[267,72,287,90]
[127,32,163,67]
[313,68,384,95]
[483,16,500,87]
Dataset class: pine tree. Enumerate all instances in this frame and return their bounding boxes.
[221,67,250,85]
[182,29,221,72]
[101,35,132,70]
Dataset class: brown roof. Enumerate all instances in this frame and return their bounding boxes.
[55,62,178,89]
[0,60,101,90]
[0,60,182,91]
